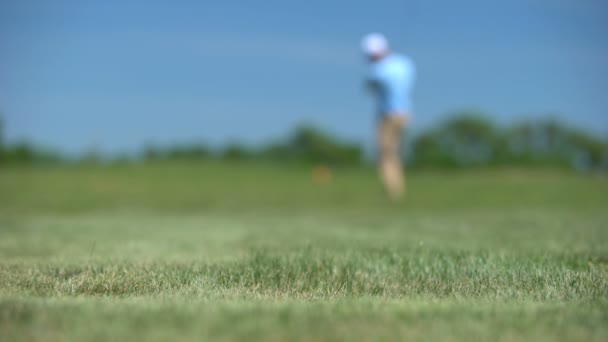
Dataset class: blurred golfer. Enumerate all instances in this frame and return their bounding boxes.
[361,33,415,200]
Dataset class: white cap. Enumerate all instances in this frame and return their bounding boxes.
[361,33,389,56]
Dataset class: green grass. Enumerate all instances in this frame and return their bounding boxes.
[1,162,607,341]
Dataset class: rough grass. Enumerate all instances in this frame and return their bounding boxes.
[2,249,606,300]
[0,163,607,341]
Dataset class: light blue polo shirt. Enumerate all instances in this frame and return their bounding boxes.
[366,53,415,116]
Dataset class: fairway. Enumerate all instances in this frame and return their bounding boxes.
[1,163,607,341]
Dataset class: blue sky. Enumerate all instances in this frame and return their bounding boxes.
[1,0,607,155]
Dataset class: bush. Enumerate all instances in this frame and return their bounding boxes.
[411,114,500,168]
[410,113,608,170]
[143,144,212,162]
[221,144,252,161]
[1,142,62,165]
[286,125,363,166]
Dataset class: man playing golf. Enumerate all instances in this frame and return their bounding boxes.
[361,33,415,200]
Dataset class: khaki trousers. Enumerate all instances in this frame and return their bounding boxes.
[377,115,407,200]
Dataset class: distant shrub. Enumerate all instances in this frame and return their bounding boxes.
[143,144,212,162]
[1,142,63,165]
[410,112,608,170]
[1,111,605,171]
[221,144,253,161]
[411,114,499,168]
[262,125,362,166]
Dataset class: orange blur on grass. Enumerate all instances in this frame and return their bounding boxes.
[311,165,332,185]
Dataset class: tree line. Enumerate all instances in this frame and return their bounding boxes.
[1,113,607,170]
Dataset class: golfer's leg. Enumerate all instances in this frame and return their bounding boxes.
[391,116,405,198]
[384,116,405,199]
[378,118,393,196]
[387,159,403,199]
[378,117,404,200]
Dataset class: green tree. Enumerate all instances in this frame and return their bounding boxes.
[411,113,500,168]
[505,120,607,169]
[0,115,4,148]
[0,114,4,161]
[289,125,362,166]
[222,144,252,161]
[411,113,608,170]
[166,145,212,160]
[0,115,4,163]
